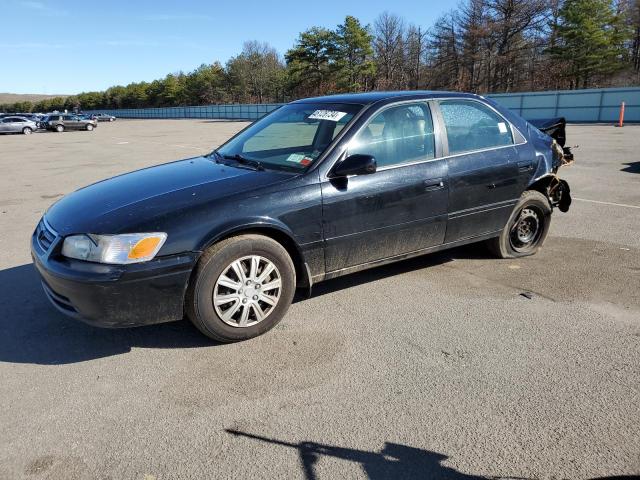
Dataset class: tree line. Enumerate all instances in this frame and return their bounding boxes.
[2,0,639,113]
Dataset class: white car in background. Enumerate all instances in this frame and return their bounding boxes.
[0,116,38,135]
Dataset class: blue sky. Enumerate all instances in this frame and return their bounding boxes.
[1,0,456,94]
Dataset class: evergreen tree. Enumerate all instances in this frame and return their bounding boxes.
[333,16,376,91]
[285,27,337,95]
[549,0,630,87]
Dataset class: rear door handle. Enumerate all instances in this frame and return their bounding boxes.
[517,161,533,172]
[424,179,445,191]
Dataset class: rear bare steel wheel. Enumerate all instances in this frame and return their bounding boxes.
[509,206,543,253]
[186,234,296,342]
[487,190,552,259]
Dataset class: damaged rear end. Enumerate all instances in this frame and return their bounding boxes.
[528,117,574,212]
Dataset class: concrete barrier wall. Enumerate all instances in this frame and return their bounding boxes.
[87,87,640,123]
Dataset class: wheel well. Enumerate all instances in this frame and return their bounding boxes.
[527,175,555,198]
[212,227,310,288]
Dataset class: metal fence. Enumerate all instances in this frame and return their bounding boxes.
[87,103,283,121]
[87,87,640,123]
[488,87,640,123]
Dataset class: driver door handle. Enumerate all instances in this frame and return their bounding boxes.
[424,179,444,191]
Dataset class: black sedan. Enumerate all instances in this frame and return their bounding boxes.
[32,91,573,342]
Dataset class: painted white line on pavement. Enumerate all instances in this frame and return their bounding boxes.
[573,197,640,210]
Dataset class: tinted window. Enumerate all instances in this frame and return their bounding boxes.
[349,103,435,168]
[2,118,15,123]
[439,100,513,154]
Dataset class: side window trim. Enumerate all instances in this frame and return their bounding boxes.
[434,98,526,157]
[348,100,438,171]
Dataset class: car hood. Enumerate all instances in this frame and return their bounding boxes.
[46,156,293,235]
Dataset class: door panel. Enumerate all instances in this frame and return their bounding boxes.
[322,159,448,272]
[436,99,522,243]
[445,146,520,242]
[321,101,450,273]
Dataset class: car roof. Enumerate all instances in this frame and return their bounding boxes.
[291,90,484,105]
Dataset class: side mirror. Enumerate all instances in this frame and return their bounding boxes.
[331,154,377,177]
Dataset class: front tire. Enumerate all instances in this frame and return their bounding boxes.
[22,127,32,135]
[55,124,64,133]
[186,234,296,342]
[487,190,552,259]
[86,124,94,131]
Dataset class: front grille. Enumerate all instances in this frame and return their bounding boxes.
[36,217,57,252]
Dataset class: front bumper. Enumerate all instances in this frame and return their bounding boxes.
[31,223,198,328]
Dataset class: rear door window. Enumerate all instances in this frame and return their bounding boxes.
[439,100,513,155]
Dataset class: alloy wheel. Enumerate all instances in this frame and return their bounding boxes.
[213,255,282,327]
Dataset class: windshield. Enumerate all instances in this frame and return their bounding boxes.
[216,102,362,172]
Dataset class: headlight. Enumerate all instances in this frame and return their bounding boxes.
[61,232,167,264]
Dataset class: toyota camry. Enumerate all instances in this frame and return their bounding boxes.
[32,91,573,342]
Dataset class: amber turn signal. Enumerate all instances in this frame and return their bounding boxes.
[128,236,163,259]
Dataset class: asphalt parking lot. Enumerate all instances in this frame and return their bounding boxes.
[0,120,638,480]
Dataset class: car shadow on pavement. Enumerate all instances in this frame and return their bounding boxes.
[0,263,214,365]
[299,243,490,302]
[0,244,490,365]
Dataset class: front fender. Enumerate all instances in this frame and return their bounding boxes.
[195,216,316,288]
[198,216,299,251]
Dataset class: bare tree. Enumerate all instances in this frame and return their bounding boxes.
[373,12,407,89]
[404,24,428,89]
[228,41,284,103]
[426,12,461,90]
[485,0,548,91]
[458,0,489,91]
[620,0,640,71]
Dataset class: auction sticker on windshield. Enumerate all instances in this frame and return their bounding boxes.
[286,153,313,166]
[308,110,348,122]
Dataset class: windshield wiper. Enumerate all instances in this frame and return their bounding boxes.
[209,149,224,163]
[222,154,265,171]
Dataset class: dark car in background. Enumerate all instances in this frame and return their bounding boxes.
[32,91,573,342]
[0,115,38,134]
[91,113,116,122]
[43,114,97,132]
